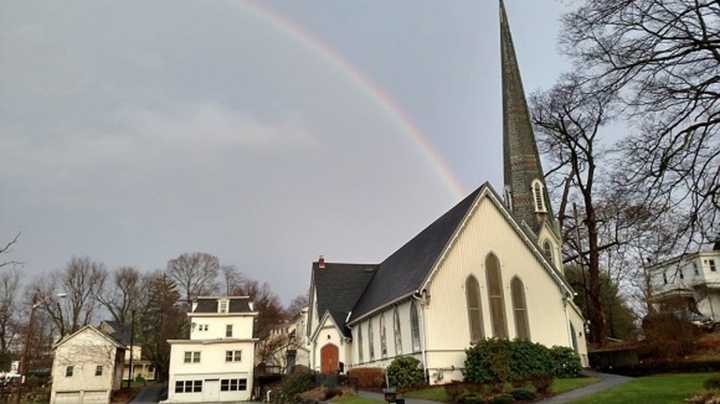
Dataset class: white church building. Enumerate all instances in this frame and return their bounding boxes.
[304,1,588,385]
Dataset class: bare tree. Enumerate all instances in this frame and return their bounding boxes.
[34,257,106,337]
[285,294,308,318]
[220,265,243,296]
[531,74,617,343]
[166,252,219,303]
[95,266,142,327]
[0,234,20,269]
[561,0,720,247]
[0,269,20,369]
[231,278,285,338]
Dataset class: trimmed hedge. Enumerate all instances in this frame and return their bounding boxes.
[387,356,425,389]
[347,367,386,389]
[549,346,583,378]
[464,339,556,385]
[604,360,720,377]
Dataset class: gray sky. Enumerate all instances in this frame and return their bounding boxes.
[0,0,571,303]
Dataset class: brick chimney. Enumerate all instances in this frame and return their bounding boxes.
[318,255,325,269]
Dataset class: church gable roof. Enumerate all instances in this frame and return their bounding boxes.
[312,262,377,336]
[349,186,483,322]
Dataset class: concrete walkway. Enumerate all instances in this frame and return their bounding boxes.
[358,390,440,404]
[129,385,165,404]
[539,371,632,403]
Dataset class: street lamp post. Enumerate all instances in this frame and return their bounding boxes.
[16,292,65,404]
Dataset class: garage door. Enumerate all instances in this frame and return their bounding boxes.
[54,392,81,404]
[83,390,109,403]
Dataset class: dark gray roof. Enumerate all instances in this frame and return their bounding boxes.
[312,262,377,336]
[349,185,483,321]
[99,320,132,346]
[193,297,252,313]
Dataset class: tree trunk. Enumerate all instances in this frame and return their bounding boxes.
[585,202,608,344]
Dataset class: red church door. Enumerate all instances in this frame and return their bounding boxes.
[320,344,339,374]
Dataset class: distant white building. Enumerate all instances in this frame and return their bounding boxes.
[98,320,157,382]
[163,296,258,403]
[257,307,310,373]
[649,248,720,322]
[50,326,125,404]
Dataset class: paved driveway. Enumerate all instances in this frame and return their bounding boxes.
[129,385,165,404]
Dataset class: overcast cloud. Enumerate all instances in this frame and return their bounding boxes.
[0,0,570,302]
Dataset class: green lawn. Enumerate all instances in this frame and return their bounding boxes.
[332,393,384,404]
[402,377,599,402]
[551,376,601,394]
[404,386,451,402]
[570,373,719,404]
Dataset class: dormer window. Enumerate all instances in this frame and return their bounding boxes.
[531,179,547,213]
[218,299,229,313]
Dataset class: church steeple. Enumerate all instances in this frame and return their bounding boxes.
[500,0,556,237]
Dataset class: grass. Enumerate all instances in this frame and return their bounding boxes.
[551,376,601,394]
[402,377,599,402]
[569,372,719,404]
[332,393,384,404]
[404,385,451,402]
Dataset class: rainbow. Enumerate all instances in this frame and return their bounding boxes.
[237,0,466,198]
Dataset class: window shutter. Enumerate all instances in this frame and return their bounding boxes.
[465,275,485,343]
[486,254,509,339]
[511,277,530,341]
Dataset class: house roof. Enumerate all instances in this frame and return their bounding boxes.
[99,320,132,346]
[192,296,253,313]
[53,325,125,351]
[348,185,483,322]
[312,262,377,336]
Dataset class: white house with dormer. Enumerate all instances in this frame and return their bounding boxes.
[163,296,258,403]
[304,1,588,385]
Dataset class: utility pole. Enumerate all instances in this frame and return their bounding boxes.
[16,295,38,404]
[126,309,135,389]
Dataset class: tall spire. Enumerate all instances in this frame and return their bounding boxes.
[500,0,556,236]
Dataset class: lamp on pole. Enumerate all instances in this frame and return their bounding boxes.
[16,292,66,404]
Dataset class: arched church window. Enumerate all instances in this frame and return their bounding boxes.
[531,179,547,213]
[465,275,485,343]
[393,306,403,354]
[542,240,555,267]
[504,187,513,211]
[569,322,578,353]
[410,300,421,352]
[379,312,387,357]
[486,253,509,339]
[511,277,530,341]
[368,318,375,360]
[357,323,364,362]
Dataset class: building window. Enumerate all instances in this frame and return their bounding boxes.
[184,351,200,363]
[358,323,364,362]
[710,260,717,272]
[226,324,233,338]
[511,277,530,341]
[504,186,513,211]
[531,179,547,213]
[393,306,403,354]
[95,365,103,376]
[175,380,201,393]
[219,299,229,313]
[542,240,555,267]
[65,366,73,377]
[410,300,421,352]
[486,253,509,339]
[465,275,485,343]
[569,322,578,353]
[679,269,685,279]
[368,318,375,360]
[221,378,247,391]
[379,313,387,357]
[663,272,668,285]
[694,262,700,275]
[225,350,242,362]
